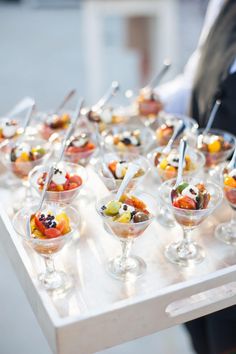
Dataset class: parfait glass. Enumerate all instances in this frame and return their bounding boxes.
[159,177,223,266]
[0,136,51,208]
[101,122,155,156]
[150,113,198,147]
[95,151,150,191]
[148,146,205,228]
[215,174,236,245]
[197,129,235,178]
[96,191,156,280]
[29,161,87,203]
[13,202,79,292]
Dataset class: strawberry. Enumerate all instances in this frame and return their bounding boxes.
[173,196,197,210]
[44,228,61,238]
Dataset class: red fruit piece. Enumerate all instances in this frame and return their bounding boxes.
[35,215,46,233]
[69,175,82,186]
[44,228,61,238]
[173,196,197,210]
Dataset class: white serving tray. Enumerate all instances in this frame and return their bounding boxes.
[0,167,236,354]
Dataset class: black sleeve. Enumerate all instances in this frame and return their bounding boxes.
[213,72,236,135]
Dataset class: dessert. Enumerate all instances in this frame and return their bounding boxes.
[137,88,163,117]
[10,141,47,179]
[105,129,142,151]
[101,194,150,226]
[171,181,210,210]
[0,118,19,142]
[37,166,83,192]
[223,167,236,205]
[197,132,233,167]
[88,106,125,125]
[65,132,96,164]
[106,160,145,180]
[153,149,196,180]
[155,121,175,146]
[41,112,71,139]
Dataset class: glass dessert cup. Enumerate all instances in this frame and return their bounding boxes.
[150,113,198,147]
[215,177,236,245]
[197,129,236,176]
[160,177,222,267]
[148,147,205,228]
[96,191,156,281]
[36,110,72,140]
[0,116,23,147]
[0,136,51,208]
[101,123,155,156]
[29,161,87,203]
[13,202,79,293]
[95,152,150,191]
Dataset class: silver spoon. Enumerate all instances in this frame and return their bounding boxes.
[171,138,188,199]
[162,120,185,155]
[145,59,171,90]
[202,99,221,136]
[115,163,139,201]
[92,81,119,112]
[6,97,35,118]
[227,147,236,170]
[55,89,76,114]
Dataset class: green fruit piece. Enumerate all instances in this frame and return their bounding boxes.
[114,212,131,223]
[104,200,121,216]
[177,182,189,194]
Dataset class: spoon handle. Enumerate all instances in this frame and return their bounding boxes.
[57,97,84,163]
[22,101,36,135]
[115,163,139,201]
[203,99,221,135]
[55,89,76,113]
[147,59,171,89]
[175,138,187,188]
[93,81,119,112]
[37,165,55,211]
[162,120,184,155]
[227,147,236,170]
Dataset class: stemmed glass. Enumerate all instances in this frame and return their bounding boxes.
[96,190,156,280]
[0,136,51,208]
[29,161,87,203]
[95,151,150,191]
[159,177,223,266]
[148,146,205,228]
[215,169,236,245]
[13,202,79,292]
[197,128,235,178]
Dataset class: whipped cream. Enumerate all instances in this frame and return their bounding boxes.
[167,152,186,168]
[119,203,135,215]
[1,119,18,138]
[229,169,236,178]
[46,114,58,126]
[71,133,89,148]
[100,108,113,124]
[15,143,31,158]
[181,185,199,202]
[202,134,219,145]
[115,161,129,179]
[52,167,67,185]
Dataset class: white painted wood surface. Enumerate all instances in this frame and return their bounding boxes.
[0,167,236,354]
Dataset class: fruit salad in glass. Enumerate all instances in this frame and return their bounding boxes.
[13,202,79,292]
[159,177,222,266]
[64,132,96,165]
[0,118,20,144]
[96,191,156,280]
[136,88,163,118]
[40,112,71,140]
[30,162,87,203]
[215,166,236,245]
[197,129,235,169]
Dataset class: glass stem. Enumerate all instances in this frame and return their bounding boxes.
[119,239,133,268]
[231,209,236,226]
[44,256,56,275]
[23,179,32,202]
[177,228,193,258]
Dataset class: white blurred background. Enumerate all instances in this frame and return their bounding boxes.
[0,0,207,353]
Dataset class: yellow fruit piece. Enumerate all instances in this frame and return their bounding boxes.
[56,212,70,225]
[104,201,121,216]
[159,158,168,170]
[208,140,221,153]
[224,176,236,188]
[30,217,36,232]
[33,229,44,239]
[20,152,29,161]
[114,212,131,223]
[56,184,64,191]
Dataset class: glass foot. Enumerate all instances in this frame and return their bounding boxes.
[38,271,73,294]
[215,222,236,246]
[107,255,146,281]
[165,240,205,267]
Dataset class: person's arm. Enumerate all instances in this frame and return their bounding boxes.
[155,0,225,115]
